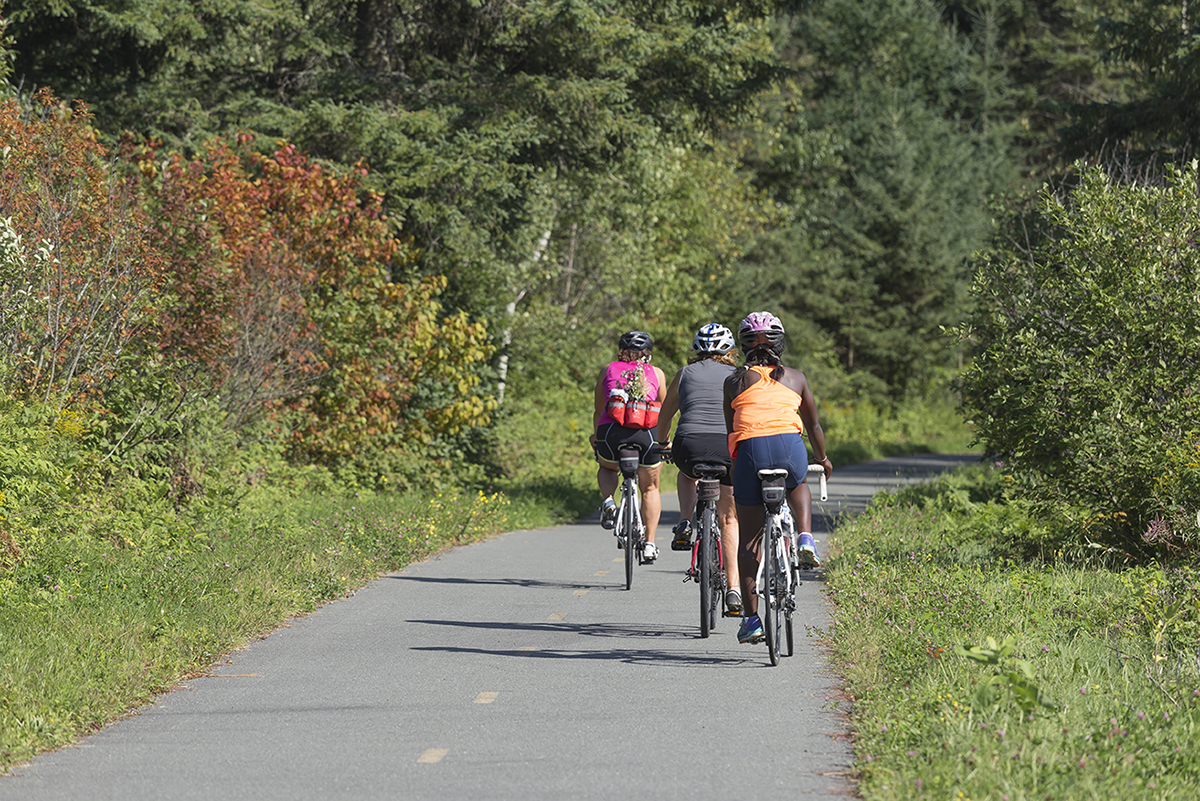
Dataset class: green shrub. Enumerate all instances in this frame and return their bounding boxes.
[961,163,1200,553]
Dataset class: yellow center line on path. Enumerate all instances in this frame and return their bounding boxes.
[612,557,622,562]
[594,571,609,576]
[418,749,448,764]
[573,590,588,596]
[474,692,499,704]
[518,646,535,651]
[548,612,566,620]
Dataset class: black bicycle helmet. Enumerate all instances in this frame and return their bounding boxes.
[618,330,654,352]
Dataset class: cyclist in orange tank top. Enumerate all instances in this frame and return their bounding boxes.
[723,311,832,644]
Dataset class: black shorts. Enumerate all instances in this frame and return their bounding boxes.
[673,433,732,486]
[594,423,661,467]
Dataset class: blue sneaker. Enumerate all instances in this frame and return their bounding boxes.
[737,614,764,644]
[798,532,821,568]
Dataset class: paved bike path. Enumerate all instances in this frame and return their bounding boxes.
[1,453,976,800]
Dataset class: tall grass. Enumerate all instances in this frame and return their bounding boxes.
[826,465,1200,799]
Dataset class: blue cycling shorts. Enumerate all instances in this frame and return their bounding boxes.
[732,433,808,506]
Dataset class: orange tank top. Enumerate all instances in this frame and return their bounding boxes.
[730,366,803,451]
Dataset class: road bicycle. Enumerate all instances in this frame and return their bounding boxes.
[756,463,828,666]
[682,462,729,638]
[615,444,650,590]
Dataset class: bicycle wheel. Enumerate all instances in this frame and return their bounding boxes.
[762,525,779,665]
[622,493,636,590]
[698,505,717,638]
[705,509,722,631]
[784,541,795,657]
[763,524,787,666]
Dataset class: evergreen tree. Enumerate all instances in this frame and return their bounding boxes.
[749,0,996,401]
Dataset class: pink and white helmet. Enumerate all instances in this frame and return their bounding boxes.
[738,311,785,355]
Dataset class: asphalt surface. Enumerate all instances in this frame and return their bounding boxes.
[1,453,977,800]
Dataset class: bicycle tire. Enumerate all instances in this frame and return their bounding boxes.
[784,534,795,657]
[763,521,781,666]
[698,505,716,637]
[706,508,722,631]
[783,513,795,657]
[623,491,635,590]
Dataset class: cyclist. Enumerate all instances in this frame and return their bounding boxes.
[656,323,743,614]
[723,311,832,644]
[590,330,668,562]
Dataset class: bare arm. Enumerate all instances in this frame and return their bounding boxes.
[656,369,682,444]
[787,367,832,477]
[589,367,608,447]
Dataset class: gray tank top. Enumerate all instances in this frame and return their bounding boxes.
[676,359,736,437]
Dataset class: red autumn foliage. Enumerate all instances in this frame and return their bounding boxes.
[131,134,405,425]
[0,90,166,403]
[131,133,493,463]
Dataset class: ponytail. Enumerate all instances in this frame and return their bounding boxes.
[731,345,784,390]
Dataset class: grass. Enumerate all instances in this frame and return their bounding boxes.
[0,486,510,772]
[825,464,1200,799]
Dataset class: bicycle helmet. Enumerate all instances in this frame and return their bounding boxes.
[738,311,785,355]
[692,323,736,356]
[618,330,654,352]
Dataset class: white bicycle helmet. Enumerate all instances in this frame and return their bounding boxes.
[692,323,736,356]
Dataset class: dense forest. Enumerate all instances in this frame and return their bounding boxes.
[2,0,1199,542]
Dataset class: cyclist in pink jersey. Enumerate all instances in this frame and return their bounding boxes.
[590,331,668,561]
[723,312,832,644]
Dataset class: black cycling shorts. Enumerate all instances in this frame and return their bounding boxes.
[673,433,732,486]
[594,423,661,467]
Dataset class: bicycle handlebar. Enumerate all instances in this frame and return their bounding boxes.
[807,463,828,502]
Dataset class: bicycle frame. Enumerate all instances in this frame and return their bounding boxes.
[755,468,794,665]
[616,446,645,590]
[686,463,727,637]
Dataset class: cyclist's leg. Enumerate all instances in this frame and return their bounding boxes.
[639,463,662,546]
[718,485,741,600]
[595,423,621,502]
[734,502,764,617]
[781,435,820,567]
[786,482,811,533]
[677,471,698,525]
[598,464,619,499]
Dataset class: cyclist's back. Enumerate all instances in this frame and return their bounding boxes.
[675,358,733,439]
[722,311,832,644]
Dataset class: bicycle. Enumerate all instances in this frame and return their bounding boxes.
[755,463,828,666]
[614,444,651,590]
[681,462,729,638]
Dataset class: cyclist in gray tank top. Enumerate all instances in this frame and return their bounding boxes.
[676,358,734,437]
[656,324,744,615]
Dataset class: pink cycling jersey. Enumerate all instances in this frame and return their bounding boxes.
[597,360,660,427]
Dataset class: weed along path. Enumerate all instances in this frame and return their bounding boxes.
[1,454,976,801]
